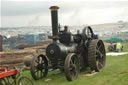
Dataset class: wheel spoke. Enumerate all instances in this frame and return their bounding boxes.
[40,70,44,77]
[96,57,104,70]
[70,58,74,64]
[37,71,39,78]
[98,44,102,50]
[34,69,38,73]
[99,62,103,69]
[35,59,39,64]
[34,63,38,67]
[38,57,41,64]
[96,46,104,58]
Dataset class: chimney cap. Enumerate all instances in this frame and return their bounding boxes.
[50,6,59,11]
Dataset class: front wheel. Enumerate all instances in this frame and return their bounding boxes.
[30,54,48,80]
[64,53,80,81]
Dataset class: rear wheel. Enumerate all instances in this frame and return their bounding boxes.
[88,40,106,72]
[64,53,80,81]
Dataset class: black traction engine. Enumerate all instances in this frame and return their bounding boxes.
[30,6,106,81]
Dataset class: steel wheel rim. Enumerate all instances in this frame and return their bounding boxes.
[70,55,78,79]
[64,53,80,81]
[96,40,106,71]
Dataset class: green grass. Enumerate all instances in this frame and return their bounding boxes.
[123,42,128,52]
[21,54,128,85]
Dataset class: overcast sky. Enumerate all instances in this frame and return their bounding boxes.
[1,0,128,27]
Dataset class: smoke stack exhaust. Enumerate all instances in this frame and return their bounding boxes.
[49,6,59,41]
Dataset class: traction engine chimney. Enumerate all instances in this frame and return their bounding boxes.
[49,6,59,42]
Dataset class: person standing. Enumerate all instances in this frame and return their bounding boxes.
[108,43,114,52]
[116,42,122,52]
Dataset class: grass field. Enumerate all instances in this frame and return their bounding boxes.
[21,42,128,85]
[21,54,128,85]
[123,42,128,52]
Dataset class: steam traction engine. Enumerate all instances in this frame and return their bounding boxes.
[30,6,106,81]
